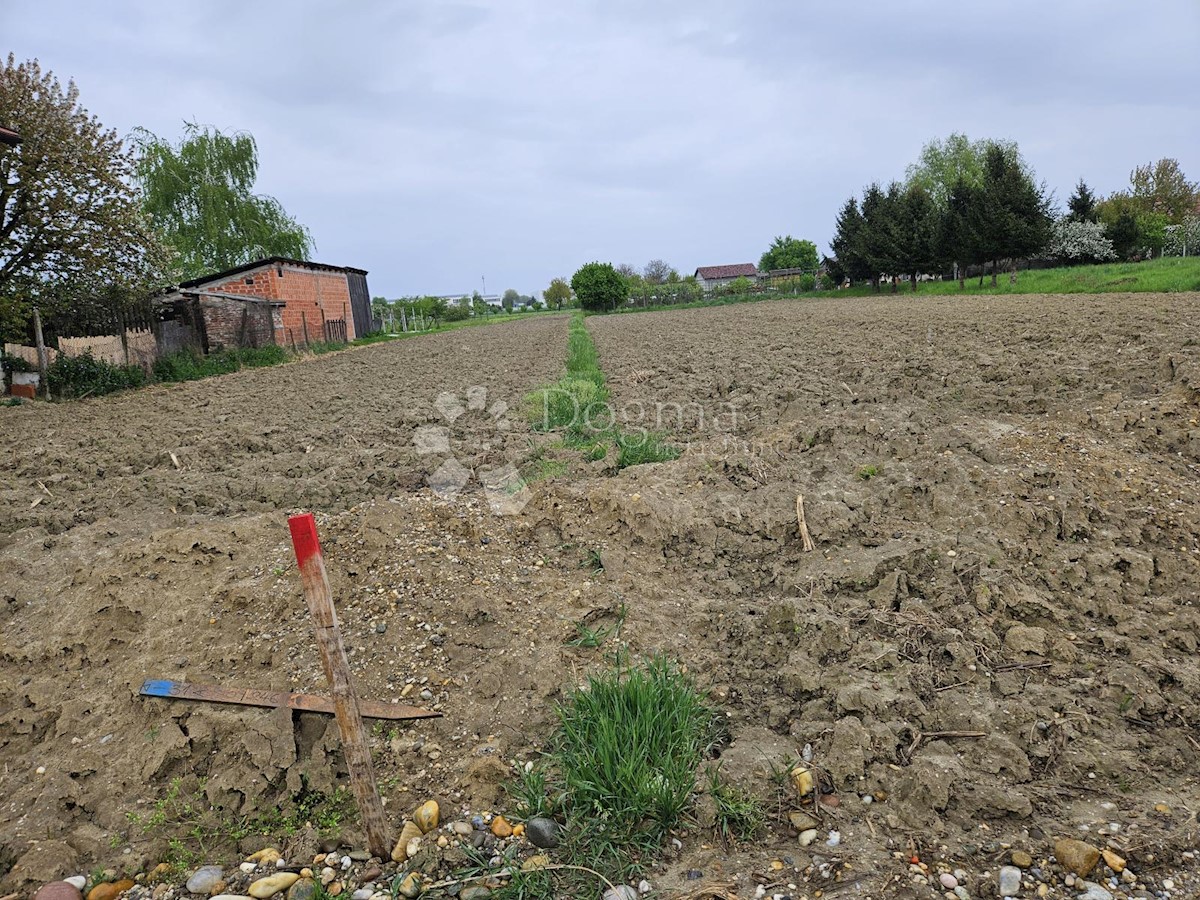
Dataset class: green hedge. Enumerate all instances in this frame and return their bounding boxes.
[48,351,146,399]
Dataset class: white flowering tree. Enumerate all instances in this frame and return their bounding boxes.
[1047,219,1116,263]
[1163,217,1200,257]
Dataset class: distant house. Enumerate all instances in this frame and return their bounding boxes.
[694,263,758,292]
[0,125,22,147]
[156,257,372,353]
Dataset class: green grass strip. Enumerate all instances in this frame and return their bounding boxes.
[523,312,677,467]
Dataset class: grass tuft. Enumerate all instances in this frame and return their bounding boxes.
[552,656,716,856]
[705,764,766,843]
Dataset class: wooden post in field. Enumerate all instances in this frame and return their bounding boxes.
[301,311,310,346]
[32,306,50,400]
[287,513,391,859]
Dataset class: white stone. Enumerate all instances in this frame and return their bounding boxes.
[825,830,841,848]
[799,829,819,847]
[240,863,257,873]
[999,864,1021,896]
[65,877,87,890]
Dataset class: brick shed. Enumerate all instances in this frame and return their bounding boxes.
[176,257,373,349]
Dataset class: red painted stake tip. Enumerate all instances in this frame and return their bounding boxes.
[288,512,322,566]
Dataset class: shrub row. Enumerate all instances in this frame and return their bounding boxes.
[26,342,334,402]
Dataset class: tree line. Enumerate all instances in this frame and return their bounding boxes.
[828,133,1199,291]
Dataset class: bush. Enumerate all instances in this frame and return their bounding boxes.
[443,304,470,322]
[153,346,290,382]
[571,262,629,311]
[2,353,34,374]
[48,351,145,398]
[799,273,817,292]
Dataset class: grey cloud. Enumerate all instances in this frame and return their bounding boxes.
[5,0,1198,296]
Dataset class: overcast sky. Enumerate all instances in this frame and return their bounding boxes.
[6,1,1199,298]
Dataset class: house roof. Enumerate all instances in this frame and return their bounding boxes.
[694,263,758,280]
[0,125,23,147]
[179,256,368,288]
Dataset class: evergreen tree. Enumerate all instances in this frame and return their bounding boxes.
[829,197,870,287]
[1067,179,1099,223]
[896,184,939,292]
[978,144,1052,285]
[940,178,983,290]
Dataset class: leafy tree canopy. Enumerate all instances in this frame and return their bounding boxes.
[904,132,1024,209]
[544,277,572,309]
[571,261,628,312]
[642,259,677,284]
[1127,158,1197,223]
[759,235,819,273]
[134,122,313,280]
[1,54,171,340]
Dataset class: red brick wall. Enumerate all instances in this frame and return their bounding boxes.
[276,266,356,344]
[200,263,356,346]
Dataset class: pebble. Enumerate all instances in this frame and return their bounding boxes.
[1054,838,1101,877]
[187,867,225,895]
[1162,878,1175,890]
[420,689,433,701]
[348,850,371,862]
[1011,850,1033,868]
[1076,884,1112,900]
[940,873,958,890]
[452,822,474,836]
[34,883,83,900]
[799,829,819,847]
[66,878,87,892]
[211,896,252,900]
[414,799,440,833]
[319,869,336,886]
[954,888,970,900]
[89,881,135,900]
[602,887,638,900]
[787,811,819,831]
[525,816,561,849]
[638,881,651,894]
[359,868,382,883]
[391,822,423,862]
[352,891,372,900]
[285,880,318,900]
[998,865,1021,896]
[395,873,422,899]
[490,815,513,838]
[459,888,490,900]
[1101,849,1125,873]
[239,864,257,874]
[248,874,299,899]
[825,830,841,848]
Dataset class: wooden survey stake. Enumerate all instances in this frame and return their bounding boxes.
[288,512,392,859]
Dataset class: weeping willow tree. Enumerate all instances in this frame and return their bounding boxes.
[133,123,314,279]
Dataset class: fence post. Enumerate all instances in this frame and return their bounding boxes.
[302,311,310,346]
[32,306,50,400]
[119,309,131,367]
[287,514,392,859]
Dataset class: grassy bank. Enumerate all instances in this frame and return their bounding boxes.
[596,256,1200,318]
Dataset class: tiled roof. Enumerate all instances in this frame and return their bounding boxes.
[695,263,758,280]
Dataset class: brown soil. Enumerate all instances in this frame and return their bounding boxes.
[2,295,1199,898]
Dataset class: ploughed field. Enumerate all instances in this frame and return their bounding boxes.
[1,295,1198,898]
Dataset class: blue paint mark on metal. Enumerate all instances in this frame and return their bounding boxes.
[140,679,178,697]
